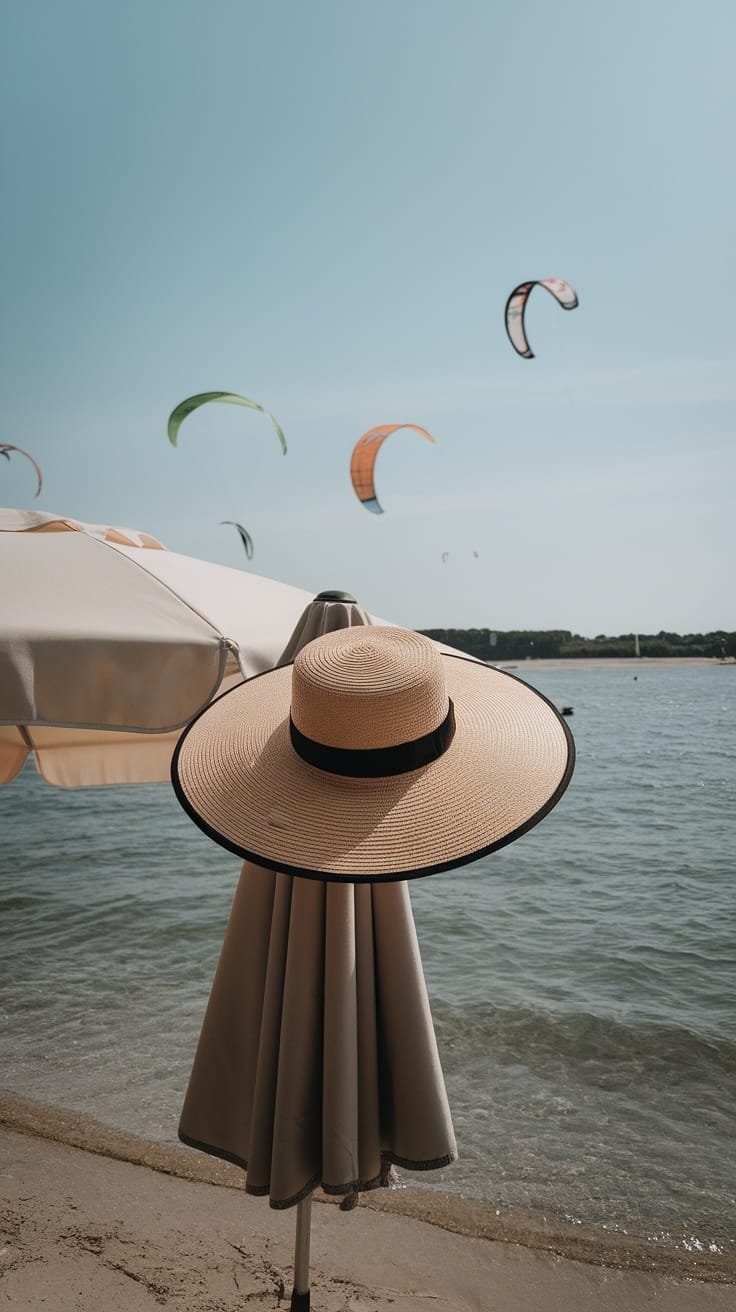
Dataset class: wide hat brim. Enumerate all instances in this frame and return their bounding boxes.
[172,654,575,883]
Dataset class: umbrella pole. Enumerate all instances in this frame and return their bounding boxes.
[290,1195,311,1312]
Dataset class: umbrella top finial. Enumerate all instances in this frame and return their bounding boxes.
[314,590,357,604]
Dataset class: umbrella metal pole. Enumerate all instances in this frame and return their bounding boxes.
[290,1195,311,1312]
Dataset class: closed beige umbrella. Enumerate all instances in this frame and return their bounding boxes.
[174,621,573,1308]
[177,594,457,1310]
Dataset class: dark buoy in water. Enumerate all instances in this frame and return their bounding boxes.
[561,706,574,717]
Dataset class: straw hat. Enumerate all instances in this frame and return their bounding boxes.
[172,626,574,883]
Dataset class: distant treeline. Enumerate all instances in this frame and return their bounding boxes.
[418,628,736,660]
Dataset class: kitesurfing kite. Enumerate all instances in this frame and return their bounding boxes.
[0,443,43,498]
[442,549,478,563]
[504,278,578,359]
[349,423,437,514]
[167,392,287,454]
[221,519,254,560]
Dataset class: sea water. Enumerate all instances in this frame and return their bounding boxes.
[1,665,734,1261]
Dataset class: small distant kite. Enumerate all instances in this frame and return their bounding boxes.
[221,520,254,560]
[504,278,578,359]
[350,423,437,514]
[167,392,287,454]
[442,550,478,564]
[0,443,43,498]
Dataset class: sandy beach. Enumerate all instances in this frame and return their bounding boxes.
[1,1096,734,1311]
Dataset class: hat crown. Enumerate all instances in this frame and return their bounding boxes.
[291,627,449,751]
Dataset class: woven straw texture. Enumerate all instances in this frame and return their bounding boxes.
[174,627,573,881]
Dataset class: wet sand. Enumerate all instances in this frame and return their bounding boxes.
[1,1094,734,1310]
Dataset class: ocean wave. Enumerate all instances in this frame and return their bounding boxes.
[432,1000,736,1077]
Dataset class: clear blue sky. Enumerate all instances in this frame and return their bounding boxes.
[2,0,733,635]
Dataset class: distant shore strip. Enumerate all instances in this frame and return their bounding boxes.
[420,628,736,663]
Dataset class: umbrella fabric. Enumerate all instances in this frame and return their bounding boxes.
[177,597,457,1208]
[0,509,314,786]
[179,873,456,1206]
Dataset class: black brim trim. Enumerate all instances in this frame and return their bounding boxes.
[171,656,575,885]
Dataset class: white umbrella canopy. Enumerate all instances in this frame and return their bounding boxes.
[0,509,327,786]
[0,509,467,789]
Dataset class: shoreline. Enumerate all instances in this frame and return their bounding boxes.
[7,1129,736,1312]
[496,656,736,670]
[1,1091,733,1290]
